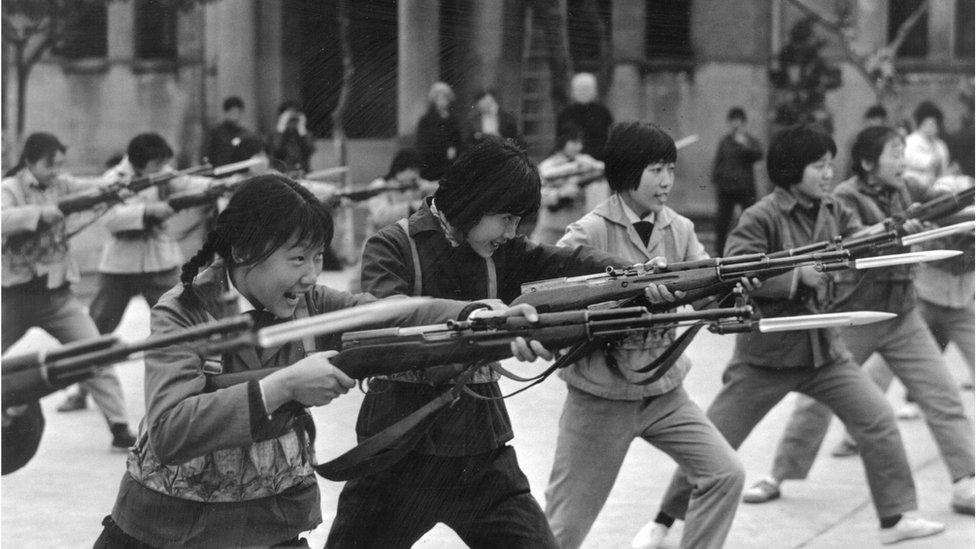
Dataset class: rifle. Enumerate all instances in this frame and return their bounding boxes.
[1,297,433,408]
[333,182,418,203]
[205,305,898,391]
[861,184,975,235]
[54,158,264,215]
[1,317,251,408]
[510,247,958,314]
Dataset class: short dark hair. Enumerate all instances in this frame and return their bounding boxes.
[385,148,423,180]
[766,124,836,189]
[433,136,540,235]
[223,96,244,112]
[727,107,747,122]
[126,133,174,171]
[851,125,902,180]
[555,123,585,151]
[180,174,334,290]
[4,132,67,177]
[277,100,301,116]
[473,89,499,106]
[864,104,887,121]
[912,101,944,129]
[603,121,676,193]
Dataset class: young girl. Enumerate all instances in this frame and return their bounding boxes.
[544,122,744,549]
[93,174,543,548]
[327,136,676,548]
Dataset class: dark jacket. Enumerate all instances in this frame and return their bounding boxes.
[463,110,523,149]
[712,132,763,192]
[416,109,464,180]
[359,199,622,455]
[830,176,915,314]
[202,120,251,168]
[725,187,862,369]
[556,102,614,161]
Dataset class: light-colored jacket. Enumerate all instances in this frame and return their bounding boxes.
[98,158,210,274]
[555,194,708,400]
[1,168,103,288]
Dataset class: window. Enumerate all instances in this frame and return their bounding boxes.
[55,3,107,59]
[888,0,928,58]
[134,0,177,60]
[956,0,974,60]
[644,0,693,63]
[567,0,612,75]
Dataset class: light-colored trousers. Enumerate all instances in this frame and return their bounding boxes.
[772,310,975,483]
[545,385,744,549]
[2,286,129,426]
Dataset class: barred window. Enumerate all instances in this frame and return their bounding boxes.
[134,0,178,60]
[644,0,693,62]
[55,3,107,59]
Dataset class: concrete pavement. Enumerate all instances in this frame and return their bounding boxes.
[2,267,974,548]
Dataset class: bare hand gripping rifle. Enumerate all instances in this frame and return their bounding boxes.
[512,226,964,314]
[55,158,265,215]
[203,303,894,481]
[0,298,433,408]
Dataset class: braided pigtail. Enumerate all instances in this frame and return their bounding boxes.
[180,230,221,290]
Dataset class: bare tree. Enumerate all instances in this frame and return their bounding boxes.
[785,0,930,100]
[2,0,214,141]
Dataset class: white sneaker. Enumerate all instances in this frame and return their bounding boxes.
[895,402,921,420]
[878,514,945,545]
[631,521,669,549]
[951,476,975,514]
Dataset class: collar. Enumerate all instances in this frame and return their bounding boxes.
[619,198,657,224]
[771,186,835,215]
[854,175,893,198]
[427,198,464,247]
[592,194,669,229]
[19,168,45,191]
[225,269,256,314]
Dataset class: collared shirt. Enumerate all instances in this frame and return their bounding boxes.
[556,194,707,399]
[1,168,103,289]
[829,176,916,314]
[725,187,862,369]
[619,198,657,225]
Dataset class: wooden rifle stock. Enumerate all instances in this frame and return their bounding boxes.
[56,164,213,215]
[511,250,850,313]
[205,306,754,391]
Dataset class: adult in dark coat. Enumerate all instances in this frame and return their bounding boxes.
[415,82,464,181]
[555,73,614,161]
[463,89,523,149]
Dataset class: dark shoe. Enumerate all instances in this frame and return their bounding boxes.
[110,423,136,453]
[56,393,87,412]
[742,479,781,504]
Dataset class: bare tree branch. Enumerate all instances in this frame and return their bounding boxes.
[888,0,929,54]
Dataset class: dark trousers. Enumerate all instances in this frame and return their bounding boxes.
[93,516,310,548]
[89,269,180,335]
[326,446,557,548]
[714,187,756,255]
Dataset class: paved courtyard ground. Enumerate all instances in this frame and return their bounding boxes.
[2,268,974,548]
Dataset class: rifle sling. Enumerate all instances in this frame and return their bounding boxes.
[632,321,707,385]
[314,363,483,481]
